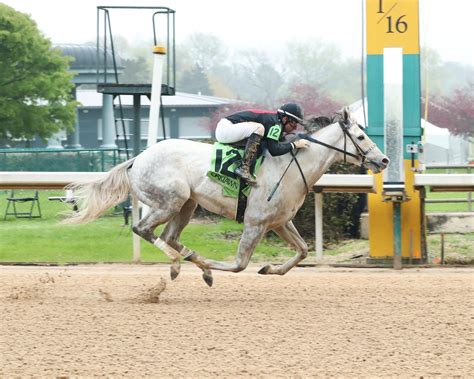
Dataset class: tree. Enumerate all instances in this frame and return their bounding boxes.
[121,55,153,84]
[103,36,153,84]
[283,41,342,90]
[178,32,228,72]
[0,4,77,142]
[234,49,284,107]
[179,64,212,95]
[280,83,343,117]
[176,33,229,95]
[422,81,474,137]
[283,40,361,104]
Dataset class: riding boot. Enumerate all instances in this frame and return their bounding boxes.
[235,133,262,186]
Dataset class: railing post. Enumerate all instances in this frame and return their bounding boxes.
[315,191,323,260]
[132,194,141,262]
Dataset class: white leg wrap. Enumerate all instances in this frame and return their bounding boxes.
[154,238,195,260]
[154,238,180,258]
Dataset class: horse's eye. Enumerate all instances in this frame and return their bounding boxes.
[357,135,365,141]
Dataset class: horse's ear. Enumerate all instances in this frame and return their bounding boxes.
[343,107,350,121]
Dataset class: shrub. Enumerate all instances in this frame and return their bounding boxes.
[293,163,366,246]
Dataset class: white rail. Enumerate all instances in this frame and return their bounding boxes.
[0,172,375,261]
[0,172,375,191]
[4,172,472,261]
[0,172,106,190]
[414,174,474,192]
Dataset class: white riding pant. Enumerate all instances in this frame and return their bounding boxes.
[215,119,263,143]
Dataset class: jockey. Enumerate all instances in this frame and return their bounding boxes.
[215,103,310,185]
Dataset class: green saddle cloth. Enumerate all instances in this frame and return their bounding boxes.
[207,142,263,198]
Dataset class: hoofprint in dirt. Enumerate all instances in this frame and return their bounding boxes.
[1,264,472,378]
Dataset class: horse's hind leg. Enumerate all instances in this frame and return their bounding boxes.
[258,221,308,275]
[185,224,265,274]
[132,198,187,269]
[159,199,198,280]
[160,201,214,286]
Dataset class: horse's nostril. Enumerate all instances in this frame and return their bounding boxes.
[382,157,390,165]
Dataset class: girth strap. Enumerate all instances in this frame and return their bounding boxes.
[236,179,248,223]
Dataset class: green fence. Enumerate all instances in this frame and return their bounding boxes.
[0,148,121,172]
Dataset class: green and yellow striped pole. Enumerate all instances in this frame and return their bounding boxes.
[365,0,423,265]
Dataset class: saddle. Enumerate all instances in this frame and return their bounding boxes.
[207,141,265,223]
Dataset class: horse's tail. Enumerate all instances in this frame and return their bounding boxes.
[63,157,136,224]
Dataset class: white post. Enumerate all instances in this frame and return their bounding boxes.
[315,192,323,260]
[132,195,141,263]
[383,47,404,187]
[142,46,167,219]
[147,45,166,147]
[101,94,117,148]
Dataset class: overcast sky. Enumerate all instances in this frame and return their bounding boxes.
[3,0,473,65]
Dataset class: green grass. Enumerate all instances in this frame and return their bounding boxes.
[425,191,473,212]
[323,234,473,261]
[426,168,472,174]
[0,190,293,263]
[424,167,473,212]
[1,190,472,265]
[426,233,474,258]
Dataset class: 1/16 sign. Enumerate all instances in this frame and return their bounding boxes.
[367,0,419,54]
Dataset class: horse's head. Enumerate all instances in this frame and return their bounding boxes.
[337,107,389,173]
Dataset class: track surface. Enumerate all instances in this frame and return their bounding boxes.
[1,264,472,377]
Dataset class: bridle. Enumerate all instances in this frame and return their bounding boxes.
[299,120,382,170]
[267,119,383,201]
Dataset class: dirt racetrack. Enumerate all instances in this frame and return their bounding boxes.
[1,264,473,377]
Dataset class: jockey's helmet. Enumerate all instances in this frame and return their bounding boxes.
[277,103,304,124]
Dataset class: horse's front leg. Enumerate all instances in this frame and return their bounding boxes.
[258,220,308,275]
[185,224,266,273]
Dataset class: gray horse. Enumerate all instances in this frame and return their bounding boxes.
[66,108,389,286]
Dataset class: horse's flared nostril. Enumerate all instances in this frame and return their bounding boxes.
[382,157,390,165]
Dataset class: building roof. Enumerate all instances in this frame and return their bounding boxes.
[76,89,239,108]
[56,44,123,70]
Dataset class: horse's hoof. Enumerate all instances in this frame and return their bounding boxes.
[202,272,213,287]
[258,265,271,275]
[170,266,180,281]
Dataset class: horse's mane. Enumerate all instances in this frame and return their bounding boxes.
[303,114,340,134]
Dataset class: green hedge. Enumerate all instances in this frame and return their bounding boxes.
[293,163,366,245]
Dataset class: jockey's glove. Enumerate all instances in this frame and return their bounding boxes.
[292,139,310,149]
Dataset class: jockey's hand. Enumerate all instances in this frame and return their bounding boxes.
[293,139,310,149]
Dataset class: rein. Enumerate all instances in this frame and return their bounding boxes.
[299,133,359,160]
[266,150,310,201]
[267,120,383,201]
[299,121,383,170]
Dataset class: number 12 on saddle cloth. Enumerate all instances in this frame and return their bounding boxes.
[207,142,264,198]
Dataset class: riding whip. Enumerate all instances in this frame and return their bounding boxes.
[267,150,300,202]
